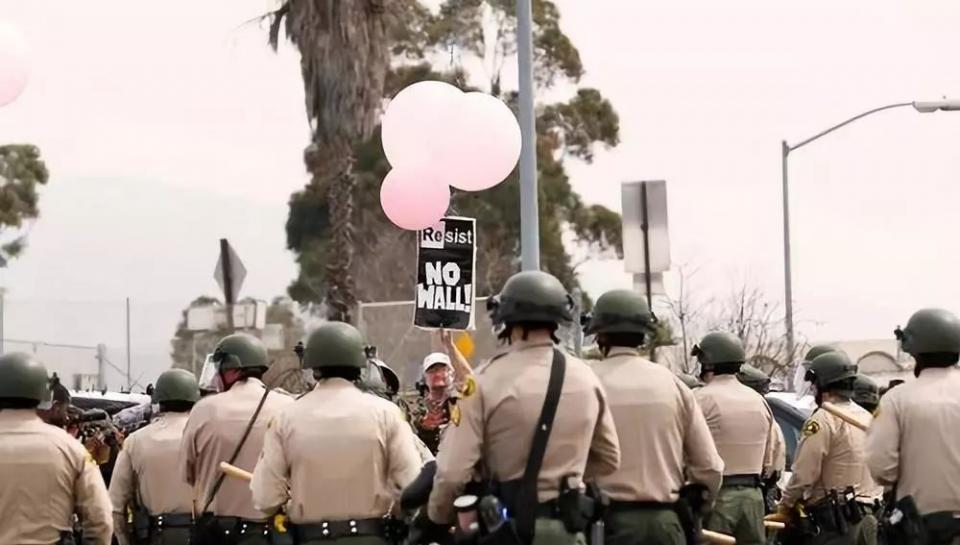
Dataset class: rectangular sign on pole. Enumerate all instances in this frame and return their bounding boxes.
[414,217,477,330]
[621,180,671,274]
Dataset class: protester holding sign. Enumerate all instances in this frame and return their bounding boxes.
[402,330,475,455]
[415,217,477,330]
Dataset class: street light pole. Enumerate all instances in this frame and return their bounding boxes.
[781,99,960,366]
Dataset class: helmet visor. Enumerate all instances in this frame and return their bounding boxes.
[198,354,224,393]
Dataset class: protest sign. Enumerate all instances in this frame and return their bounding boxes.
[414,217,476,330]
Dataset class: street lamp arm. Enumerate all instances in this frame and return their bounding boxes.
[788,102,913,152]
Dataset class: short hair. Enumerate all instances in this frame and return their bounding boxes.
[0,397,40,409]
[159,400,195,413]
[314,366,362,382]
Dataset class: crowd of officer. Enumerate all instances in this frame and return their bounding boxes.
[2,270,960,545]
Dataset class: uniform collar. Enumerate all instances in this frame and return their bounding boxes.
[916,366,958,380]
[314,377,357,391]
[0,409,43,422]
[506,339,554,353]
[709,374,740,385]
[229,377,265,392]
[605,347,641,358]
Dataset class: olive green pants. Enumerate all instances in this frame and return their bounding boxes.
[856,514,877,545]
[604,508,684,545]
[706,486,765,545]
[532,518,584,545]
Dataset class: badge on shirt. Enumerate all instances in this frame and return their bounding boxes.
[450,403,461,426]
[802,420,820,437]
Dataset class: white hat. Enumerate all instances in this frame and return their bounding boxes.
[422,352,452,373]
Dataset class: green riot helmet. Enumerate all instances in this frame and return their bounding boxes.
[153,368,201,404]
[487,271,574,327]
[692,332,746,374]
[0,352,50,403]
[583,289,653,336]
[678,373,704,389]
[803,345,837,366]
[895,308,960,356]
[805,352,857,394]
[212,334,269,370]
[737,364,771,394]
[852,374,880,411]
[302,322,367,370]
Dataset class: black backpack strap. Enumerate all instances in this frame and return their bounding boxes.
[200,386,271,514]
[515,348,566,543]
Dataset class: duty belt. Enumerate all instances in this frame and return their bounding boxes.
[607,500,675,512]
[721,474,761,488]
[149,512,193,528]
[292,517,386,540]
[210,516,271,536]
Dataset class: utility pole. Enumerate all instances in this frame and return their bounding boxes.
[125,297,131,391]
[96,344,106,391]
[516,0,540,271]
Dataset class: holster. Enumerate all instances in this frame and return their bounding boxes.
[556,475,595,534]
[880,495,927,545]
[131,505,151,543]
[675,484,708,545]
[57,531,76,545]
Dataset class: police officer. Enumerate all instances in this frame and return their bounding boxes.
[736,364,788,511]
[867,308,960,545]
[363,358,435,465]
[110,369,201,545]
[776,352,880,545]
[851,375,879,414]
[427,270,621,545]
[0,352,113,544]
[737,364,772,395]
[251,322,422,544]
[586,289,723,545]
[180,333,294,544]
[693,333,780,545]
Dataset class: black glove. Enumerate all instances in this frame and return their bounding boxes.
[401,461,437,512]
[405,511,453,545]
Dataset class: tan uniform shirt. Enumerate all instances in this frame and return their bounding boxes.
[771,421,787,473]
[428,341,621,523]
[251,379,422,522]
[180,379,293,520]
[109,412,193,545]
[0,409,113,545]
[866,366,960,514]
[696,375,779,476]
[782,400,878,507]
[591,348,724,502]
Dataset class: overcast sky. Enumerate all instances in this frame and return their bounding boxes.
[1,0,960,386]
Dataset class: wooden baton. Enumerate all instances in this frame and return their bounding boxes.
[764,520,786,530]
[821,402,870,431]
[702,529,737,544]
[220,461,253,482]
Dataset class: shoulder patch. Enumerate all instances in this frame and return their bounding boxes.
[459,375,478,399]
[802,420,820,437]
[84,449,97,466]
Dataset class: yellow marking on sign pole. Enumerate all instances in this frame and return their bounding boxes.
[454,331,475,359]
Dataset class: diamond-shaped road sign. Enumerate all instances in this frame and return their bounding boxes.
[214,239,246,304]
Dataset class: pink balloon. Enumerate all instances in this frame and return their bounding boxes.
[449,93,521,192]
[380,168,451,231]
[381,81,464,171]
[0,23,29,108]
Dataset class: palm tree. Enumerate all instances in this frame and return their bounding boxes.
[269,1,392,323]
